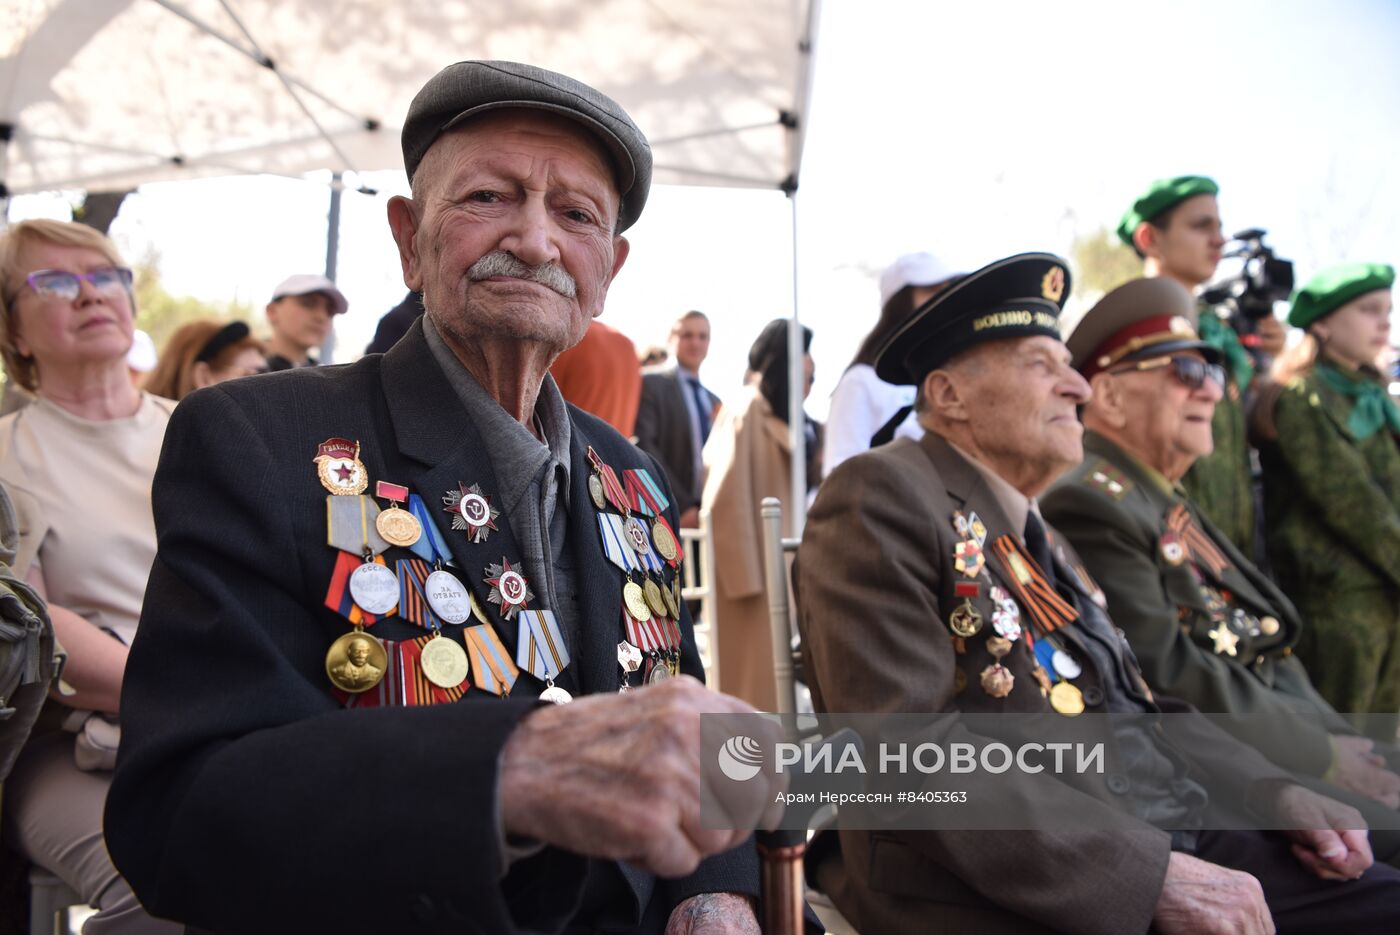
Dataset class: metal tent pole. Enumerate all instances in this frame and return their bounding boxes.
[787,192,806,531]
[320,171,342,364]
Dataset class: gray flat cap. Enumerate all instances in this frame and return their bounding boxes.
[402,61,652,231]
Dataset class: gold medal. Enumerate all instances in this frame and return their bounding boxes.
[420,634,469,689]
[623,581,652,621]
[326,630,387,693]
[588,473,607,511]
[1049,681,1085,716]
[375,505,422,547]
[1259,616,1280,636]
[468,589,490,625]
[661,576,680,618]
[985,635,1013,659]
[980,663,1014,699]
[651,520,680,563]
[643,578,668,618]
[949,599,983,637]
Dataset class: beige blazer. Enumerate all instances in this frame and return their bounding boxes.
[700,384,794,711]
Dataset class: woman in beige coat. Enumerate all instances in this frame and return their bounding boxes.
[701,319,815,711]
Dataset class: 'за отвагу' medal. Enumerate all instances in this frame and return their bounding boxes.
[425,568,472,625]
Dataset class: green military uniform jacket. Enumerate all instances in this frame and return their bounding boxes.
[1044,431,1351,779]
[1258,364,1400,728]
[1181,372,1254,555]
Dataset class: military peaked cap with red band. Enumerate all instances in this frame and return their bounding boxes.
[1067,277,1222,380]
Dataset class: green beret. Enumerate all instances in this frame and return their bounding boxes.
[1116,175,1220,247]
[1288,262,1395,329]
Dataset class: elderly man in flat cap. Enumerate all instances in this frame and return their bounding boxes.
[797,253,1400,935]
[1042,278,1400,849]
[107,62,774,934]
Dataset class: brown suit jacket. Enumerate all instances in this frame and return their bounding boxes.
[795,432,1289,935]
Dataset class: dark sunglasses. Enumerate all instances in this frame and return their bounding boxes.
[21,267,134,302]
[1108,354,1224,391]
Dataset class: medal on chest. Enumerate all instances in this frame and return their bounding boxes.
[443,481,500,544]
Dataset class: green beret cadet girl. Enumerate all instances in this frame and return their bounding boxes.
[1259,262,1400,742]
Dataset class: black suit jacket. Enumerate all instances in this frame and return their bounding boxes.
[634,366,718,514]
[106,322,756,934]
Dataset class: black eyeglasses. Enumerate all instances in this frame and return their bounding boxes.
[1108,354,1224,391]
[20,267,134,302]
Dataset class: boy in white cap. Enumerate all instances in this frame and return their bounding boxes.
[264,273,348,371]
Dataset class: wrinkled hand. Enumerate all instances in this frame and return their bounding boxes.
[1327,735,1400,808]
[665,893,760,935]
[1273,783,1373,881]
[1153,852,1273,935]
[500,676,784,877]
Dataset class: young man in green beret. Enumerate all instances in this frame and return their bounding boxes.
[1118,176,1258,556]
[1258,263,1400,743]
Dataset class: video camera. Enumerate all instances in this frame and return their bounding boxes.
[1198,228,1294,338]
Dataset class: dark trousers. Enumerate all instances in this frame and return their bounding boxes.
[1191,829,1400,933]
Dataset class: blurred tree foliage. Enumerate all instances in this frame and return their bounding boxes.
[132,250,255,349]
[1070,226,1142,300]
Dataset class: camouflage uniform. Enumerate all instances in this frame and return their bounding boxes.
[1181,312,1255,556]
[1260,366,1400,742]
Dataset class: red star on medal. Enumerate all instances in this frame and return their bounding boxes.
[334,462,354,482]
[485,558,534,620]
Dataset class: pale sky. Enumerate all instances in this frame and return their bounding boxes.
[9,0,1400,419]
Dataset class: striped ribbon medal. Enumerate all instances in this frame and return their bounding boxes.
[1167,504,1230,578]
[395,558,444,631]
[333,636,470,708]
[990,535,1078,636]
[622,468,671,517]
[586,446,630,514]
[324,551,393,625]
[516,609,572,703]
[405,492,454,566]
[464,623,519,696]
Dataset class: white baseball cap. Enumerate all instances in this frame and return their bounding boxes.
[879,252,953,308]
[271,274,349,315]
[126,329,157,373]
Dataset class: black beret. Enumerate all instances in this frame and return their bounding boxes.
[874,253,1072,385]
[401,61,652,231]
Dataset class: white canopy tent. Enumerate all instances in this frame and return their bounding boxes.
[0,0,821,519]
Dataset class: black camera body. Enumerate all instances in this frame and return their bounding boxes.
[1199,228,1295,336]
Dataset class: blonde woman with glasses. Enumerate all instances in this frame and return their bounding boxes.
[0,219,178,933]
